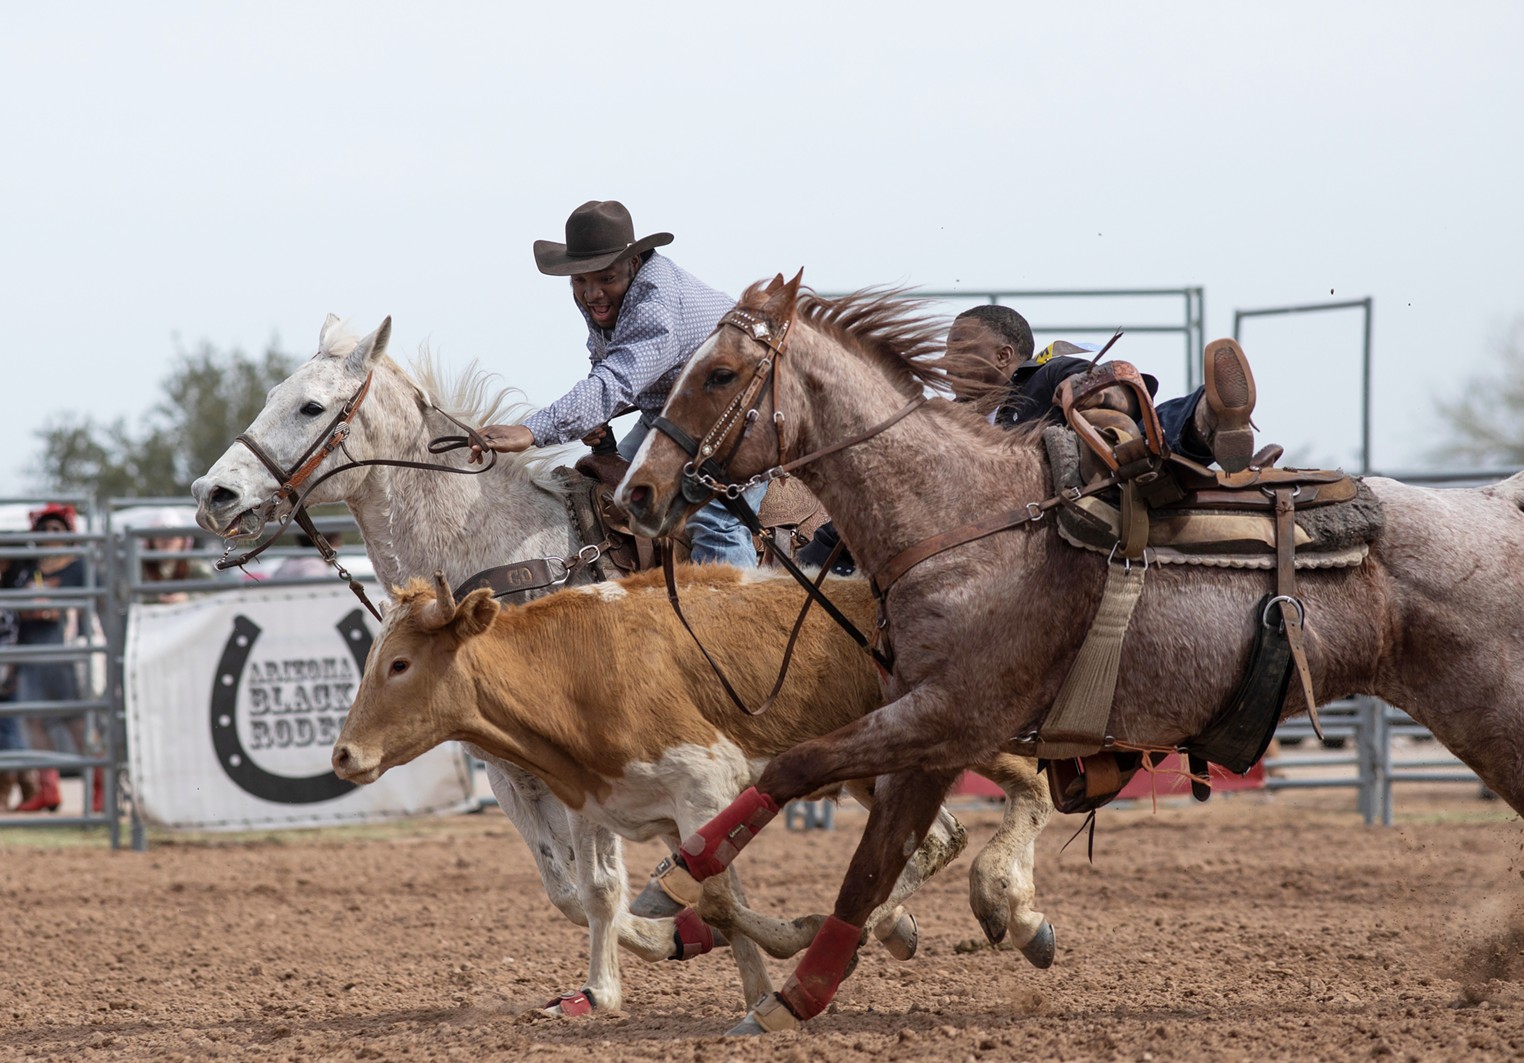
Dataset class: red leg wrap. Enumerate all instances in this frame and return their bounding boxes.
[543,989,595,1016]
[678,786,780,880]
[671,907,720,961]
[777,915,863,1021]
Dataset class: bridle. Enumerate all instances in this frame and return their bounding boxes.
[232,371,377,532]
[650,305,927,506]
[651,306,794,506]
[216,368,499,617]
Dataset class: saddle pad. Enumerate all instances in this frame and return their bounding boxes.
[1042,426,1384,569]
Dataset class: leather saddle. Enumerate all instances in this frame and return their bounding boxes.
[566,452,684,578]
[1052,362,1382,564]
[1028,361,1383,814]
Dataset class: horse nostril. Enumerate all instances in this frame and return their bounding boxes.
[332,747,351,774]
[209,486,238,510]
[627,484,651,516]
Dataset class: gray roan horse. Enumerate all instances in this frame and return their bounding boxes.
[191,314,1056,1016]
[617,272,1524,1035]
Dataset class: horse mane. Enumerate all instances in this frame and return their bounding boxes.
[737,283,955,401]
[409,349,579,492]
[317,319,578,494]
[735,282,1036,452]
[410,347,532,428]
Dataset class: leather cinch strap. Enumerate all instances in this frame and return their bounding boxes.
[1273,486,1321,737]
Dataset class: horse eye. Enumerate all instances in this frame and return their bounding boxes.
[389,658,409,675]
[705,368,738,389]
[300,401,325,416]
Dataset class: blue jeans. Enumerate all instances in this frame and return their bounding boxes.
[1157,387,1210,465]
[0,710,23,752]
[619,415,767,567]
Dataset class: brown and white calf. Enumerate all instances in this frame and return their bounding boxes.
[333,565,1053,1014]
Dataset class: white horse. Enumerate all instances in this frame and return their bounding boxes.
[191,315,1055,1013]
[193,318,669,1005]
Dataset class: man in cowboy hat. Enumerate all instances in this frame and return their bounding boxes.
[472,200,765,565]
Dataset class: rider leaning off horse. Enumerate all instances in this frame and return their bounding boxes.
[798,304,1260,570]
[470,200,766,566]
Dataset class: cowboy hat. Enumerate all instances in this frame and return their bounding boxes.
[533,200,673,277]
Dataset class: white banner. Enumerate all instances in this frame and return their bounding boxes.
[126,584,474,830]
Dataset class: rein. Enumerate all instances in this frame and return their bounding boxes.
[662,536,854,718]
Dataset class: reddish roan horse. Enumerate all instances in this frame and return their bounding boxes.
[616,271,1524,1035]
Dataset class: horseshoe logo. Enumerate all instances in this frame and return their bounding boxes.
[209,609,372,803]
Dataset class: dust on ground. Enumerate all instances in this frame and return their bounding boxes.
[2,783,1522,1062]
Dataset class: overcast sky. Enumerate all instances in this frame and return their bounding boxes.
[3,1,1520,500]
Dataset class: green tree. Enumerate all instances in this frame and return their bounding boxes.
[1435,319,1524,465]
[30,341,299,501]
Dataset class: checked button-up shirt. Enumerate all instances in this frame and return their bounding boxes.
[524,252,736,447]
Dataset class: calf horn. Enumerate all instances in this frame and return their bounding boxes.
[418,569,458,630]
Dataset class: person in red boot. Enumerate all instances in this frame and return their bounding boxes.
[0,555,29,810]
[13,505,91,813]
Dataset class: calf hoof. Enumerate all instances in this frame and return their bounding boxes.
[630,878,684,919]
[872,906,919,961]
[1018,921,1056,969]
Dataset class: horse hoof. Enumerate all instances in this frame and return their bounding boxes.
[976,912,1008,946]
[541,989,596,1017]
[873,905,919,961]
[726,993,800,1035]
[724,1013,770,1037]
[1019,921,1056,969]
[630,878,684,918]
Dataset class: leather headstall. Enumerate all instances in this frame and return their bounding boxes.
[236,371,375,518]
[652,305,796,506]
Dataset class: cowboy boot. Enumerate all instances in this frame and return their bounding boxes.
[1195,338,1257,472]
[15,768,61,813]
[14,769,38,809]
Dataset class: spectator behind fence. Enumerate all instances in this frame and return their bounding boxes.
[0,555,34,810]
[12,504,98,813]
[140,510,214,603]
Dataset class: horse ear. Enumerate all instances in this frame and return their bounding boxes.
[452,588,500,640]
[318,313,342,352]
[761,268,804,322]
[348,316,393,371]
[763,273,786,296]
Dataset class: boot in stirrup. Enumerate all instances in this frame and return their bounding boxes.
[1197,337,1257,472]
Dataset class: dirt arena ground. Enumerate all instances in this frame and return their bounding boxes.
[3,782,1523,1062]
